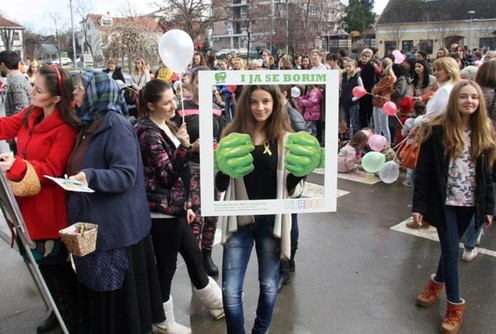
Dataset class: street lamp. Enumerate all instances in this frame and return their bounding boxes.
[70,0,77,69]
[467,10,475,51]
[285,0,289,54]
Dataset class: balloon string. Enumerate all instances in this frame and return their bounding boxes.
[179,74,185,124]
[395,114,404,126]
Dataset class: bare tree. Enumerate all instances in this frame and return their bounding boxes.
[102,20,161,71]
[382,25,406,50]
[154,0,229,43]
[74,0,102,67]
[0,14,16,50]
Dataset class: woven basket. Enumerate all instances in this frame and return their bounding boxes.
[59,223,98,257]
[8,160,41,197]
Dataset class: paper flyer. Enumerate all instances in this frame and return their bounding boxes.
[44,176,94,193]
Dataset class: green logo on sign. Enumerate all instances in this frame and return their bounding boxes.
[215,72,227,84]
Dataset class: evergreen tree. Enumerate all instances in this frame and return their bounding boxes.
[343,0,376,33]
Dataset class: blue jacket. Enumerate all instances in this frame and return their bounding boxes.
[68,111,151,251]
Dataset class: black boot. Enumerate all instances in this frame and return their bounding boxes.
[289,248,297,272]
[202,249,219,276]
[278,260,291,293]
[37,311,59,333]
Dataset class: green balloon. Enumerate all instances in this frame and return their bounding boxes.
[361,151,386,173]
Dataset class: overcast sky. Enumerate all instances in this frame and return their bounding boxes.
[1,0,390,34]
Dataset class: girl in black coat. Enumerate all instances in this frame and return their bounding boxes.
[412,80,495,334]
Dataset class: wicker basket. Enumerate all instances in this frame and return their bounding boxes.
[59,223,98,257]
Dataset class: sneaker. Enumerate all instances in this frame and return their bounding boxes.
[402,180,413,187]
[476,229,484,246]
[462,248,478,262]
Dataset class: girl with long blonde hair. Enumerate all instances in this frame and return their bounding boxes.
[412,80,495,334]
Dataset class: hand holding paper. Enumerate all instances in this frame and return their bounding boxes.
[214,132,255,179]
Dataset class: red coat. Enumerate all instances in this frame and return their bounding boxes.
[0,107,78,240]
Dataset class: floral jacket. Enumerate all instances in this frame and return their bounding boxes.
[135,117,191,217]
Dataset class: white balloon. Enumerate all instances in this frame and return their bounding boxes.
[379,161,400,184]
[291,86,301,98]
[159,30,194,73]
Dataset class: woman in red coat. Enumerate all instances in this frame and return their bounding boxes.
[0,64,80,333]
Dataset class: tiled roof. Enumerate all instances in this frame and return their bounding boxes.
[377,0,496,24]
[0,17,24,29]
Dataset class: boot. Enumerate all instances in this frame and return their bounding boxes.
[416,274,445,307]
[441,299,465,334]
[36,311,59,333]
[153,296,191,334]
[278,260,291,293]
[193,277,225,320]
[202,249,219,277]
[289,248,297,272]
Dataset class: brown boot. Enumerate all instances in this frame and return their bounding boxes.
[441,299,465,334]
[416,274,444,307]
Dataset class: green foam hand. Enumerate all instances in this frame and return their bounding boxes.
[214,133,255,179]
[285,131,322,177]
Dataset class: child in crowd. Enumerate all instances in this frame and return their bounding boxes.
[340,59,363,136]
[402,100,426,187]
[338,130,369,172]
[297,84,323,137]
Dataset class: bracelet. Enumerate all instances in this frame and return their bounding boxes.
[180,144,192,150]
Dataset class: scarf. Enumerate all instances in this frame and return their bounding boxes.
[77,70,129,124]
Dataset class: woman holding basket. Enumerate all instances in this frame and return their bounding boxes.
[0,64,80,333]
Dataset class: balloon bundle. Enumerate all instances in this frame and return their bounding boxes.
[352,87,404,127]
[361,134,400,184]
[158,29,195,123]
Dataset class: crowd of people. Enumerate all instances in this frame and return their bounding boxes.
[0,42,496,334]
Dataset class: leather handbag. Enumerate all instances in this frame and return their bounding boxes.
[7,160,41,197]
[399,137,420,169]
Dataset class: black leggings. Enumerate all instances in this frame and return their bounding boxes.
[151,217,209,301]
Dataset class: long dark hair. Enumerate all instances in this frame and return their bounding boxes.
[412,59,432,89]
[138,79,178,133]
[222,85,291,143]
[22,64,79,128]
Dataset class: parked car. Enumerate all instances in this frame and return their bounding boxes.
[48,57,72,66]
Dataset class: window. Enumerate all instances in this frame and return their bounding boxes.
[418,39,433,54]
[13,31,20,41]
[402,40,414,52]
[385,41,397,51]
[480,38,496,51]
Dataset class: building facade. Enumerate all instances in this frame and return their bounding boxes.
[0,17,25,60]
[376,0,496,57]
[211,0,345,55]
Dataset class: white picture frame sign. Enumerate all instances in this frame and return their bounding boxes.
[198,69,339,216]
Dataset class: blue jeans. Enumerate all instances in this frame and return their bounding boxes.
[372,106,391,142]
[223,95,234,123]
[343,103,360,136]
[463,217,481,250]
[434,206,474,303]
[463,181,496,249]
[222,217,281,334]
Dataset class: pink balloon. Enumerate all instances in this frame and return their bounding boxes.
[368,134,386,152]
[352,86,367,98]
[392,50,405,64]
[383,101,398,116]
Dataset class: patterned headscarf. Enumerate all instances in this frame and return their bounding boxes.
[77,70,129,124]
